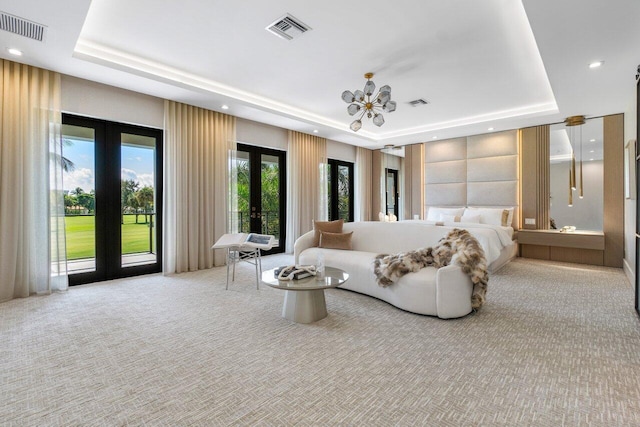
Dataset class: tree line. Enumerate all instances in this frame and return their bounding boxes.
[64,180,154,224]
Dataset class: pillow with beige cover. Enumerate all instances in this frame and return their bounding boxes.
[319,231,353,250]
[313,219,344,246]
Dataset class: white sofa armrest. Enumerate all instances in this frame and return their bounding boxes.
[435,264,473,319]
[294,230,315,264]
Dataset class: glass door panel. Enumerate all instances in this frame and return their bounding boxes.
[61,124,97,274]
[337,164,351,221]
[261,153,281,247]
[386,168,398,217]
[121,133,158,267]
[233,150,251,233]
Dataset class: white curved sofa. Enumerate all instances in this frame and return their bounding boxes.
[294,221,475,319]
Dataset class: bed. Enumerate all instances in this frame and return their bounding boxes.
[412,205,519,271]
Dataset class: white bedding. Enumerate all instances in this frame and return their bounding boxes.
[403,220,515,265]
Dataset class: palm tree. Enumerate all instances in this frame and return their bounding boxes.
[136,186,154,223]
[50,138,76,172]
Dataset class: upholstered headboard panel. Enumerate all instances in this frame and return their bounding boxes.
[424,130,519,229]
[425,138,467,207]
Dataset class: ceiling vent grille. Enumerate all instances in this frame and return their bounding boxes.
[0,11,46,42]
[408,99,429,107]
[266,14,311,40]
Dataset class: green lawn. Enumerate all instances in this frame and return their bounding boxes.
[65,214,155,260]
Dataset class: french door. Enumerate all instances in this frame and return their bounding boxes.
[233,144,286,254]
[62,114,163,285]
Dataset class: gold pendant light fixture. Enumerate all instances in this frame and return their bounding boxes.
[564,115,585,206]
[342,73,396,132]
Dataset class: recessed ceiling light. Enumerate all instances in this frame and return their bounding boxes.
[589,61,604,69]
[7,48,22,56]
[488,127,494,131]
[221,104,229,110]
[432,136,438,140]
[589,139,595,142]
[313,129,318,133]
[590,150,594,153]
[590,158,594,161]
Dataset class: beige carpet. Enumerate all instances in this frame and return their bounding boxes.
[1,256,639,426]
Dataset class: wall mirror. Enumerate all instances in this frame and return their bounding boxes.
[549,117,603,231]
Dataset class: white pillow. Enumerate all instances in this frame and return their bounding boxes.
[440,214,460,222]
[466,207,514,227]
[460,213,481,223]
[427,207,464,221]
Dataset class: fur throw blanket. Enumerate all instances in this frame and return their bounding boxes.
[373,228,489,310]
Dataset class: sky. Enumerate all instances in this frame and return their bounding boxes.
[62,137,155,193]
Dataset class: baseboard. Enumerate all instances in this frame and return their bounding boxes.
[623,258,635,287]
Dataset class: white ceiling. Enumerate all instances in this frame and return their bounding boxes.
[0,0,638,149]
[550,118,604,164]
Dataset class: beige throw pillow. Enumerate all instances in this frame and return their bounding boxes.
[319,231,353,250]
[313,219,344,247]
[501,209,510,227]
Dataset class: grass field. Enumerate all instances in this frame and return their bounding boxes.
[65,214,155,260]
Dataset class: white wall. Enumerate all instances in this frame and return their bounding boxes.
[62,77,357,163]
[61,75,164,128]
[236,117,288,150]
[549,161,604,231]
[236,117,356,162]
[327,139,356,163]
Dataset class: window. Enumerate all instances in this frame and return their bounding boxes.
[327,159,354,222]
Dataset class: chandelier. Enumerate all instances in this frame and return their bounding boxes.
[341,73,396,132]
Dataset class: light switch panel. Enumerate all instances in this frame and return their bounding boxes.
[525,218,536,225]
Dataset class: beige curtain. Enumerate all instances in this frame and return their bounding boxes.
[163,101,236,273]
[0,60,67,302]
[355,146,373,221]
[286,130,327,252]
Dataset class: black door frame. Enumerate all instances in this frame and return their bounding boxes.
[328,159,354,222]
[63,114,163,285]
[237,143,286,255]
[385,168,399,217]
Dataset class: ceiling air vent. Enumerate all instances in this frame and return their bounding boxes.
[408,99,429,107]
[266,14,311,41]
[0,11,46,42]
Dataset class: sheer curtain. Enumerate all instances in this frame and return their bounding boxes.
[285,130,327,253]
[227,149,240,234]
[163,101,236,273]
[355,146,373,221]
[0,60,68,302]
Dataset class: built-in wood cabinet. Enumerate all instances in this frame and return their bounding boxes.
[519,229,605,265]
